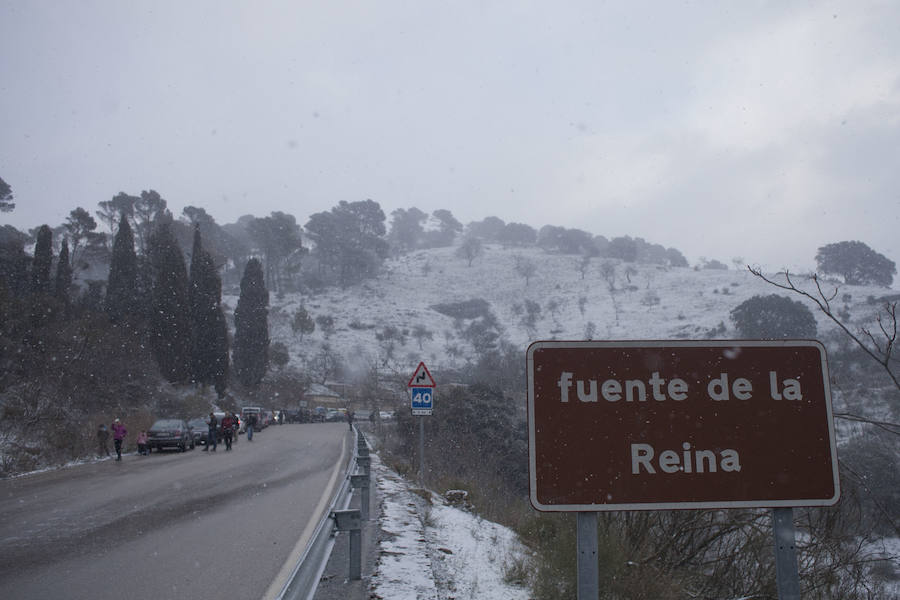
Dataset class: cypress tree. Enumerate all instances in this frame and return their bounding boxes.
[30,225,53,326]
[0,231,30,335]
[55,238,72,311]
[233,258,269,387]
[213,308,230,398]
[189,227,228,388]
[149,223,191,383]
[31,225,53,295]
[105,214,138,322]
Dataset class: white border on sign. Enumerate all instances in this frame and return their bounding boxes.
[526,339,840,512]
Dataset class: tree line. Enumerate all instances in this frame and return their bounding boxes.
[2,215,270,390]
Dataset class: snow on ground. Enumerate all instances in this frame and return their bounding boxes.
[369,453,531,600]
[243,243,894,382]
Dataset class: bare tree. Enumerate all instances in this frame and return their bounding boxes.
[748,267,899,396]
[577,254,591,280]
[455,235,483,267]
[599,261,616,291]
[514,255,537,286]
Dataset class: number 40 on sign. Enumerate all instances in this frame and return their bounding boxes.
[411,387,433,415]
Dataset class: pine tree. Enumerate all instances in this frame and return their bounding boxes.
[188,227,228,389]
[233,258,269,387]
[105,214,138,322]
[0,176,14,212]
[55,238,72,310]
[149,223,191,383]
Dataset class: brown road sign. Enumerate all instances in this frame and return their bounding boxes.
[527,340,840,511]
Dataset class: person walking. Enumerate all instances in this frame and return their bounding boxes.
[346,409,354,431]
[111,418,127,461]
[222,412,234,451]
[246,412,257,441]
[204,412,218,452]
[97,423,110,458]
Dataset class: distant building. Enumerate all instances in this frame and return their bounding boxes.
[303,383,342,408]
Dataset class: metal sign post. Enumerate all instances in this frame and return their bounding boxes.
[418,417,425,487]
[772,508,801,600]
[576,512,599,600]
[408,362,436,488]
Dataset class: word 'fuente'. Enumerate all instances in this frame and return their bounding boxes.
[557,371,689,403]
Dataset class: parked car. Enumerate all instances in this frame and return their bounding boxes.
[147,418,195,452]
[325,408,347,422]
[312,406,327,423]
[285,408,311,423]
[188,418,209,446]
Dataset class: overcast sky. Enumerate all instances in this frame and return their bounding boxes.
[1,0,898,275]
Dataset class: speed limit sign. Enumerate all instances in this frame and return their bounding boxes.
[410,386,433,415]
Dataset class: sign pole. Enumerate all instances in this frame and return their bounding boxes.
[576,512,599,600]
[408,361,435,489]
[772,507,801,600]
[418,416,425,487]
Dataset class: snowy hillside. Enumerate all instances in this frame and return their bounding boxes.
[224,243,892,382]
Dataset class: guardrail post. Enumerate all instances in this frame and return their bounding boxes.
[351,474,370,521]
[357,455,371,478]
[332,509,362,580]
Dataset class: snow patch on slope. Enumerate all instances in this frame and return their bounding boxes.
[369,454,530,600]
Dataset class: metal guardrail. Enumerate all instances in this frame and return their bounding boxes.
[275,427,367,600]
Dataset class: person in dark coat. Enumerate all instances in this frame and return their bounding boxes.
[204,412,218,452]
[247,412,257,441]
[346,409,354,431]
[221,413,235,451]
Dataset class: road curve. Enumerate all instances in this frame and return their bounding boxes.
[0,423,350,600]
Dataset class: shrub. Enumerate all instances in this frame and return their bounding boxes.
[430,298,492,320]
[730,294,817,339]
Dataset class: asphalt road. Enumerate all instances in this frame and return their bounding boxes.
[0,423,351,600]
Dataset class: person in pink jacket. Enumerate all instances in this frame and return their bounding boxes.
[136,430,149,455]
[111,418,127,461]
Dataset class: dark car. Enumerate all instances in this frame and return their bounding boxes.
[284,408,311,423]
[147,418,195,452]
[188,418,209,446]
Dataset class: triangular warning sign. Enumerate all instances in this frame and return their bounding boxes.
[407,361,436,388]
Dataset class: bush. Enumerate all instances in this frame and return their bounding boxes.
[388,382,527,520]
[430,298,492,320]
[730,294,817,339]
[838,429,900,535]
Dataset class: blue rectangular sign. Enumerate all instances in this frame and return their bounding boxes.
[410,386,434,415]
